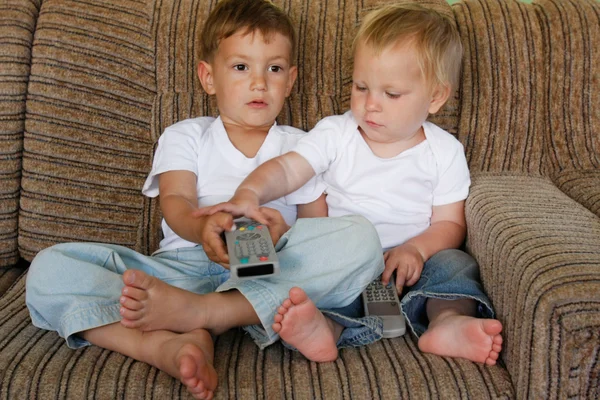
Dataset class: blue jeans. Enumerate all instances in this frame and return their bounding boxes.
[288,249,495,349]
[25,216,384,349]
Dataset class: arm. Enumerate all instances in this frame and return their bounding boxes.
[383,200,466,291]
[297,193,328,218]
[200,151,317,223]
[158,170,233,264]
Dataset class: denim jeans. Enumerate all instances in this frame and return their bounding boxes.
[282,248,495,349]
[25,216,384,349]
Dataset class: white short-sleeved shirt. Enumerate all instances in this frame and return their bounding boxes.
[143,116,324,252]
[292,111,471,251]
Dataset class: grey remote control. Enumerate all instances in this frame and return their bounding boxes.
[362,276,406,338]
[224,218,280,280]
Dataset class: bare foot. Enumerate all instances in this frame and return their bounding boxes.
[418,315,503,365]
[150,329,218,399]
[119,270,212,333]
[272,287,341,362]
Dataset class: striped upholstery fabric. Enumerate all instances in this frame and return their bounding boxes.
[536,0,600,217]
[465,174,600,399]
[453,0,547,175]
[0,278,515,399]
[0,0,41,267]
[18,0,157,260]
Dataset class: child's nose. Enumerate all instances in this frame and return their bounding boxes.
[365,93,380,111]
[250,72,267,91]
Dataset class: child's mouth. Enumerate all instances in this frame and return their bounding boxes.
[248,100,267,108]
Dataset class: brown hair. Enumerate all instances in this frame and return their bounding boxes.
[353,3,462,90]
[199,0,296,62]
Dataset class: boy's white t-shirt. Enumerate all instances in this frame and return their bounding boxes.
[292,111,471,251]
[142,116,324,252]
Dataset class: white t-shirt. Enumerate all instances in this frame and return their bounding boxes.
[292,111,471,251]
[143,116,324,252]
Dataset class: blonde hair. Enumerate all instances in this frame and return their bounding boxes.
[199,0,296,62]
[353,3,462,91]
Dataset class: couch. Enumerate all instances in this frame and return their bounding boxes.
[1,0,598,398]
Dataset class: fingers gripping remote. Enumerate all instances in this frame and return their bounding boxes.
[224,218,280,280]
[362,276,406,338]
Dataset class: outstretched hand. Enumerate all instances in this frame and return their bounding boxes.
[192,190,269,225]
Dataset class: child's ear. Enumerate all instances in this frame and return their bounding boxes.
[198,61,216,95]
[285,65,298,97]
[428,84,451,114]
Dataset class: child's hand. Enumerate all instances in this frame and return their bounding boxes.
[192,189,268,225]
[199,212,235,268]
[382,243,425,293]
[258,207,290,245]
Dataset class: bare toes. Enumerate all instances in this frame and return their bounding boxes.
[273,313,283,323]
[272,322,282,332]
[277,305,289,315]
[122,286,148,301]
[120,296,143,310]
[120,307,143,321]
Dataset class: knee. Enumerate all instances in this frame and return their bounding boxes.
[26,244,71,291]
[341,215,383,263]
[426,249,478,272]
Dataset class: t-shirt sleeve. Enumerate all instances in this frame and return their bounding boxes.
[291,116,342,176]
[141,126,200,198]
[432,141,471,206]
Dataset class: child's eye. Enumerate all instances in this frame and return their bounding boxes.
[268,65,282,72]
[233,64,248,71]
[386,92,401,99]
[354,84,367,92]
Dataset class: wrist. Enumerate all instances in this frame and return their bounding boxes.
[233,187,260,206]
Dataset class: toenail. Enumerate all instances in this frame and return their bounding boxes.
[120,297,125,303]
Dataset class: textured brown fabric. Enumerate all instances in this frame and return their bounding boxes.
[536,0,600,173]
[18,0,157,260]
[453,0,547,174]
[0,265,24,296]
[0,275,515,399]
[0,0,41,267]
[553,170,600,219]
[466,173,600,400]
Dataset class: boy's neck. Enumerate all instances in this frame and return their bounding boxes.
[222,119,273,158]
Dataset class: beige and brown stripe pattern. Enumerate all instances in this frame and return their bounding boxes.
[0,0,41,267]
[18,0,157,260]
[453,0,547,175]
[466,173,600,399]
[0,277,515,399]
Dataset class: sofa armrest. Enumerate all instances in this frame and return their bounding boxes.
[465,173,600,400]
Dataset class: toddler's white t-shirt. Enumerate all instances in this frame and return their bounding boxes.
[292,111,470,251]
[143,116,324,252]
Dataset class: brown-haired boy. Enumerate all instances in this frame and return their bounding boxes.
[25,1,384,398]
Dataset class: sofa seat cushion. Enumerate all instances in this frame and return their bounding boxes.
[552,169,600,219]
[0,265,25,297]
[0,275,514,399]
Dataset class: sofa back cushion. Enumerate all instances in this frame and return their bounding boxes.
[452,0,547,175]
[0,0,41,267]
[18,0,157,260]
[536,0,600,173]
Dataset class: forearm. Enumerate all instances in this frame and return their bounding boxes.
[235,152,315,205]
[160,193,206,244]
[405,221,466,261]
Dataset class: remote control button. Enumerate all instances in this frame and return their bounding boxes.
[239,227,246,231]
[240,258,249,264]
[259,256,268,261]
[248,226,255,231]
